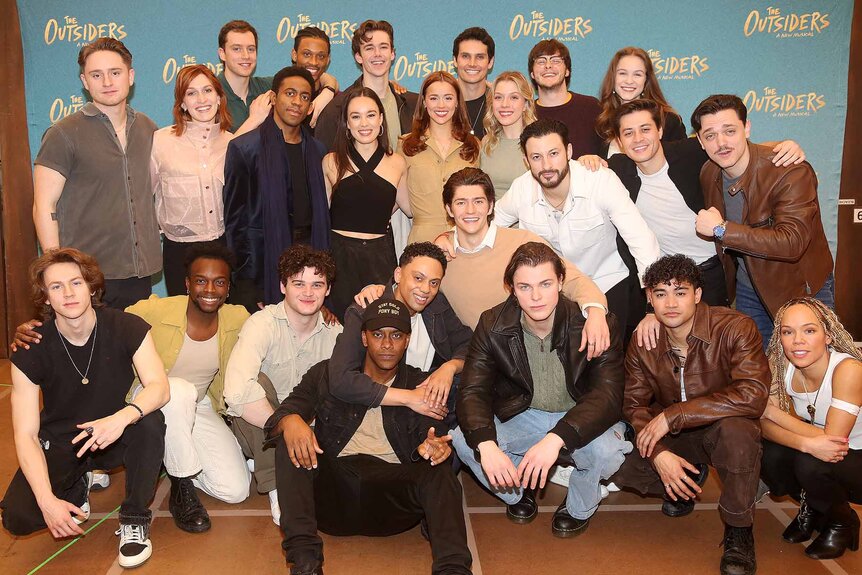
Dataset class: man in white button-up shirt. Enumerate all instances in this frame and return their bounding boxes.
[223,245,342,524]
[495,118,660,341]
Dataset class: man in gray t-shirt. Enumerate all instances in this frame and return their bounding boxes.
[33,38,159,310]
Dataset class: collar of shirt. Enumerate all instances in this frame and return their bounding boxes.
[270,302,326,338]
[82,101,136,122]
[531,160,584,214]
[454,222,498,254]
[183,119,223,144]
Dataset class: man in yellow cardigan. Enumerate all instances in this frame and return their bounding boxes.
[126,243,250,533]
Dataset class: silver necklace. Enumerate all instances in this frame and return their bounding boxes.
[469,98,486,136]
[798,375,823,424]
[57,317,97,385]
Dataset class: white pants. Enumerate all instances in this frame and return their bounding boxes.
[160,377,251,503]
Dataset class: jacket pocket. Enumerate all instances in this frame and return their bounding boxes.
[159,175,204,226]
[566,214,606,249]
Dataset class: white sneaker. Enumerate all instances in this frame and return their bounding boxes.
[246,458,255,474]
[268,490,280,525]
[605,481,621,492]
[73,473,92,525]
[90,471,110,491]
[548,465,573,487]
[115,523,153,568]
[600,484,610,500]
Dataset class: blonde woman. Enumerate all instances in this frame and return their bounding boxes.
[479,71,537,199]
[760,297,862,560]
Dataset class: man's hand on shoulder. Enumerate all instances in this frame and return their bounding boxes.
[579,307,610,360]
[11,319,43,352]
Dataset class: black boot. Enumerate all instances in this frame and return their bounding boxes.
[720,524,756,575]
[506,489,537,524]
[168,475,211,533]
[805,507,860,560]
[783,493,824,543]
[551,500,590,538]
[662,463,709,518]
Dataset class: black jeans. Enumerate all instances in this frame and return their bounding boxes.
[605,273,643,345]
[1,411,165,535]
[103,276,152,311]
[761,439,862,518]
[276,442,472,575]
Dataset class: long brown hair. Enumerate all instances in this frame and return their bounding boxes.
[401,71,479,162]
[30,248,105,320]
[482,71,537,156]
[331,87,391,189]
[766,297,862,413]
[595,47,677,144]
[172,65,232,136]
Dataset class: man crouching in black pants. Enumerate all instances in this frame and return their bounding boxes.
[264,299,472,575]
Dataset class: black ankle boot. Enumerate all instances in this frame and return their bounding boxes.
[506,489,537,524]
[168,475,211,533]
[783,495,824,543]
[551,500,590,538]
[720,524,756,575]
[805,508,860,560]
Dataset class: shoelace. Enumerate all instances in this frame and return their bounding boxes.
[176,481,205,515]
[115,523,148,544]
[721,527,753,552]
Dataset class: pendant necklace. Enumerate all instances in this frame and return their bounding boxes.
[469,98,486,136]
[57,316,97,385]
[798,375,823,424]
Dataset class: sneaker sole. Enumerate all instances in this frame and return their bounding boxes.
[118,543,152,569]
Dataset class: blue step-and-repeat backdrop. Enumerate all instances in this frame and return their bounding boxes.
[17,0,854,288]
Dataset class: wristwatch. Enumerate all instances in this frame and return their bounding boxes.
[713,220,728,242]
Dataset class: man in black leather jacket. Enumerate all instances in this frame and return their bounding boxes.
[451,242,631,538]
[265,299,472,575]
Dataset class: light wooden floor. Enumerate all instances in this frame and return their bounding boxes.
[1,359,860,574]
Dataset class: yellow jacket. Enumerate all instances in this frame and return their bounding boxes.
[125,295,249,414]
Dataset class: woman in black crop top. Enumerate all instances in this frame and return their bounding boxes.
[323,87,412,320]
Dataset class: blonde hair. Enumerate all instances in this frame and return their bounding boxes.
[767,297,862,412]
[482,71,537,156]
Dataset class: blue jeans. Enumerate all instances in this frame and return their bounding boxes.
[451,410,632,520]
[736,272,834,349]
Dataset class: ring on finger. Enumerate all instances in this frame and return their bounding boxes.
[85,426,94,436]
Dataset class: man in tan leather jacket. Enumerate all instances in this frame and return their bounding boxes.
[614,255,770,575]
[691,93,834,347]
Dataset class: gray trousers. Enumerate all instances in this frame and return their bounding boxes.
[230,373,279,493]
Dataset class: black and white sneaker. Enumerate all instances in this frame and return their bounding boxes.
[115,522,153,568]
[72,473,92,525]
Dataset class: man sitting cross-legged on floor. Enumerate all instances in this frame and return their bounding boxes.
[451,241,631,538]
[613,254,770,575]
[265,299,472,575]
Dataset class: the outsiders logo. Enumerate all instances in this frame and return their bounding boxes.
[648,49,709,80]
[49,94,85,123]
[743,87,826,117]
[44,16,126,46]
[393,52,456,83]
[743,6,830,38]
[163,55,224,85]
[509,11,592,42]
[276,14,358,46]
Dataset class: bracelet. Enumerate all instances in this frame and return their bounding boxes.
[321,85,336,94]
[126,402,144,423]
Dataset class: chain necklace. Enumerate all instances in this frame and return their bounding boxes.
[798,375,823,424]
[57,317,98,385]
[469,97,486,136]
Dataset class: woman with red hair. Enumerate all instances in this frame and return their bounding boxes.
[398,71,479,244]
[151,65,236,295]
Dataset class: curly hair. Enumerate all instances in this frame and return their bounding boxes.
[766,297,862,413]
[400,71,479,162]
[183,241,236,276]
[30,248,105,320]
[642,254,703,291]
[398,242,448,274]
[277,245,336,286]
[482,71,537,156]
[595,47,677,144]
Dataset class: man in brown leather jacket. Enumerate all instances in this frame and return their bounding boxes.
[692,94,834,347]
[450,242,631,539]
[614,254,770,575]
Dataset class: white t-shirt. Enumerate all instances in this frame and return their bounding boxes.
[636,161,716,264]
[406,312,436,371]
[170,333,219,401]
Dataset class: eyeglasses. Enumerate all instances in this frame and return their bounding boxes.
[534,56,565,68]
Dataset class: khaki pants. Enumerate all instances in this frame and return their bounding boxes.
[230,372,280,494]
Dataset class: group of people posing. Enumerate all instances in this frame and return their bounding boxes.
[1,17,858,575]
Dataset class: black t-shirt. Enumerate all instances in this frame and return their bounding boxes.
[285,142,311,228]
[465,94,488,140]
[10,308,150,441]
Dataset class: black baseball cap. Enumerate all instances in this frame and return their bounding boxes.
[361,299,412,333]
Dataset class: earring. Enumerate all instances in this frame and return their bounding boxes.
[181,105,187,112]
[379,126,384,136]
